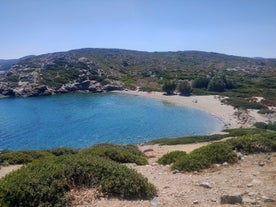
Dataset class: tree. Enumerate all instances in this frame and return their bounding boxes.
[207,76,226,92]
[178,81,192,96]
[192,76,209,88]
[162,81,176,95]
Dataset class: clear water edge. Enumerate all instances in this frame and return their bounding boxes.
[0,92,224,150]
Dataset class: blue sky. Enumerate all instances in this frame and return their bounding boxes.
[0,0,276,59]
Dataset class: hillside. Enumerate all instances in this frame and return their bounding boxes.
[0,48,276,107]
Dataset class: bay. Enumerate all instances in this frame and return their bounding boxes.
[0,93,224,150]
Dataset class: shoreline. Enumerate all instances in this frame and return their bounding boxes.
[114,90,270,130]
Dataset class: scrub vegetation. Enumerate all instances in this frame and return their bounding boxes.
[0,144,156,207]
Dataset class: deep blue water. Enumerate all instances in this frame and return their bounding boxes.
[0,93,224,150]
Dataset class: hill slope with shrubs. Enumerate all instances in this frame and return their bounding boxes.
[0,48,275,108]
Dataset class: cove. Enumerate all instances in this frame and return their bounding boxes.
[0,93,224,150]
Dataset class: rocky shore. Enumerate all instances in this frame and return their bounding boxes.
[0,79,123,97]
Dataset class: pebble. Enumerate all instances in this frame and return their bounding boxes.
[200,182,212,189]
[172,170,180,174]
[247,183,253,188]
[193,200,199,204]
[262,196,275,203]
[248,192,257,197]
[243,197,256,205]
[258,161,265,167]
[222,162,228,166]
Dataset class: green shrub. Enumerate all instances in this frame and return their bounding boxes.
[192,76,209,88]
[157,151,187,165]
[80,144,148,165]
[172,142,237,172]
[0,154,157,207]
[0,150,54,165]
[254,122,268,129]
[258,108,275,114]
[178,81,192,96]
[226,133,276,153]
[147,134,228,145]
[267,122,276,131]
[162,80,176,95]
[48,148,79,156]
[223,128,266,136]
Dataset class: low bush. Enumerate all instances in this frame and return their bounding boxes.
[80,144,148,165]
[147,134,228,145]
[223,128,266,136]
[157,151,187,165]
[47,147,79,156]
[172,142,237,172]
[258,108,275,114]
[0,154,157,207]
[254,122,276,131]
[0,150,54,165]
[226,133,276,154]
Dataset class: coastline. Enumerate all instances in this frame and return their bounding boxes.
[114,90,271,130]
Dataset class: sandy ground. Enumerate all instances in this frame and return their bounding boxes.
[0,165,22,178]
[114,90,275,129]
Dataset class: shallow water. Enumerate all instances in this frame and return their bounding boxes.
[0,93,224,150]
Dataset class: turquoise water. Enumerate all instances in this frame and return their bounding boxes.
[0,93,224,150]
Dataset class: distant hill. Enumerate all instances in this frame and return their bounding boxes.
[0,55,35,71]
[0,59,18,71]
[0,48,275,106]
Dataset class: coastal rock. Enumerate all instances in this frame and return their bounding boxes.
[220,194,243,204]
[13,84,52,97]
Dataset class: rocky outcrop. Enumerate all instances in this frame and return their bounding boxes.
[0,79,123,98]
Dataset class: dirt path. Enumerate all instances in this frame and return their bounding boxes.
[0,165,22,178]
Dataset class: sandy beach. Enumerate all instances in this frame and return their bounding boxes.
[114,90,274,130]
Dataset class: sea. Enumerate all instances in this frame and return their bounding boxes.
[0,93,224,150]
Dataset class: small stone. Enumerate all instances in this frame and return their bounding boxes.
[222,162,228,166]
[200,182,212,189]
[211,198,216,202]
[221,194,243,204]
[258,161,265,167]
[247,183,253,188]
[248,192,257,197]
[244,197,256,205]
[262,196,275,203]
[265,155,270,160]
[151,162,158,166]
[213,164,221,168]
[172,170,180,174]
[236,152,243,160]
[193,200,199,204]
